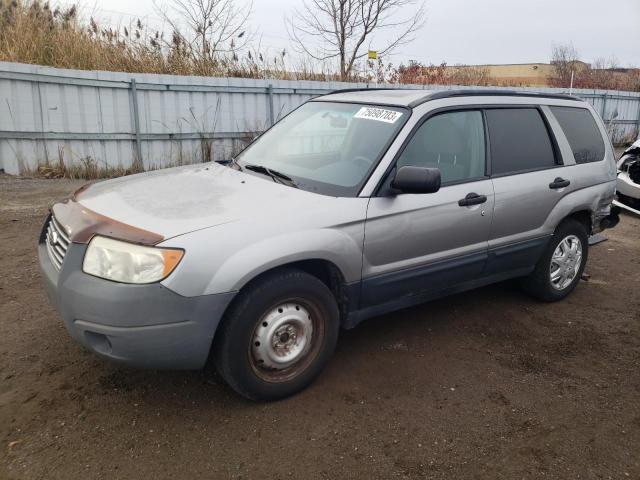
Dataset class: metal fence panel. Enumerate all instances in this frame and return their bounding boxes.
[1,61,639,175]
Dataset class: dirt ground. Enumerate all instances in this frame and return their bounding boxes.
[1,174,639,480]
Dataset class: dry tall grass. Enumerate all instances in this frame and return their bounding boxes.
[396,61,493,86]
[0,0,340,80]
[2,1,638,90]
[1,1,164,72]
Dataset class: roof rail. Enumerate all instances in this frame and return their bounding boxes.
[408,89,581,107]
[322,87,581,107]
[327,87,412,95]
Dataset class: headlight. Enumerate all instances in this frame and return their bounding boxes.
[83,236,183,284]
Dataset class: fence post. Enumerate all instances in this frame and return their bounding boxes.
[130,79,143,168]
[267,84,275,126]
[601,92,608,120]
[636,98,640,138]
[35,81,49,165]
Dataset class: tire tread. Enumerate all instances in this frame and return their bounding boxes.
[212,268,339,400]
[521,218,588,302]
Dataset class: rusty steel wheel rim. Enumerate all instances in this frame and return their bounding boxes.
[249,298,325,383]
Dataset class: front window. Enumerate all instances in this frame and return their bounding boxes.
[234,101,408,196]
[397,110,486,184]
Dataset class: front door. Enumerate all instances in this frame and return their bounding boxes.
[361,109,494,310]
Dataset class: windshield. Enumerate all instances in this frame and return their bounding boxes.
[234,101,408,196]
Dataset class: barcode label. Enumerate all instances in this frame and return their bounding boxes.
[354,107,403,123]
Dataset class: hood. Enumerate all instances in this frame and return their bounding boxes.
[74,162,330,239]
[623,138,640,156]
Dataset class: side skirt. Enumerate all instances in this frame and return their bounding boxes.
[343,266,533,330]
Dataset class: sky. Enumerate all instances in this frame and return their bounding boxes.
[60,0,640,68]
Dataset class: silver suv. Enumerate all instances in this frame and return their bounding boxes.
[39,89,619,400]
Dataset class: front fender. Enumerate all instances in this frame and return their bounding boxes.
[160,213,366,297]
[207,228,363,293]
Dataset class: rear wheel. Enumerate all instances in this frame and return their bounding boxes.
[521,218,588,302]
[212,268,339,401]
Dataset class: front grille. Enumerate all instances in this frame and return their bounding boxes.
[45,215,70,270]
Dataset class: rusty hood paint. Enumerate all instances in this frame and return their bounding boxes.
[71,162,334,240]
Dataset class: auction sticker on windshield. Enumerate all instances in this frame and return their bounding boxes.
[354,107,403,123]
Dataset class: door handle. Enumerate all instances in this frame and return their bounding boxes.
[549,177,570,189]
[458,192,487,207]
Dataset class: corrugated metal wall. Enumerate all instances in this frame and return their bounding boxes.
[1,61,639,175]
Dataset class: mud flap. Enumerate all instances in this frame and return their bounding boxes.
[588,233,607,246]
[598,205,621,229]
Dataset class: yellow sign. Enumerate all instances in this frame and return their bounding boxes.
[368,50,377,60]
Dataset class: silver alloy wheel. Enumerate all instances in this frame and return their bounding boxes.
[549,234,583,290]
[252,303,313,370]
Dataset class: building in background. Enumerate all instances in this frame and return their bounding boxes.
[443,62,589,87]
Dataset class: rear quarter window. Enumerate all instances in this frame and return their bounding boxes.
[485,108,557,175]
[550,106,605,164]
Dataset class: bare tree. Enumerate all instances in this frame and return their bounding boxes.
[155,0,252,63]
[589,56,620,90]
[549,43,586,88]
[286,0,426,80]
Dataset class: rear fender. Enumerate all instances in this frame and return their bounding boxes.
[544,181,616,234]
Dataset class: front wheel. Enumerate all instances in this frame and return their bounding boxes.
[212,268,340,401]
[521,218,589,302]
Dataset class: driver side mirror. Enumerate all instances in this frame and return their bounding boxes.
[391,166,441,194]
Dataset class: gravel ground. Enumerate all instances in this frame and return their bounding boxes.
[1,174,639,480]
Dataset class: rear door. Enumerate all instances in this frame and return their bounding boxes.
[485,107,572,274]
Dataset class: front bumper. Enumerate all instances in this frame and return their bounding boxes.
[617,171,640,200]
[38,233,236,370]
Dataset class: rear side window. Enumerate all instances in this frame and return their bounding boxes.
[486,108,557,175]
[550,106,605,163]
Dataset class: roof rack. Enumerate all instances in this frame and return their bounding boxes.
[408,89,581,107]
[323,87,581,107]
[328,87,410,95]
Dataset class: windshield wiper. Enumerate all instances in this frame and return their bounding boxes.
[244,164,298,188]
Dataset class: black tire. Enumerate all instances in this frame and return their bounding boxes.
[521,218,589,302]
[212,268,340,401]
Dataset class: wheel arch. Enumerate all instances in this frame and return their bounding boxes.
[546,180,616,237]
[564,209,592,235]
[217,258,355,333]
